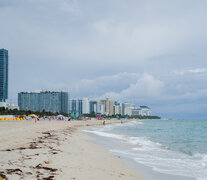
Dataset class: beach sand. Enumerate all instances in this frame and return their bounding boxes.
[0,120,142,180]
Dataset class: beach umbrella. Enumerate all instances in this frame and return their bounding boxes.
[57,115,64,117]
[29,114,38,118]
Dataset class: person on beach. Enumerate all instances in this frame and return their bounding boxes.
[103,120,105,125]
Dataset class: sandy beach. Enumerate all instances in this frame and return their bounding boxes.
[0,120,142,180]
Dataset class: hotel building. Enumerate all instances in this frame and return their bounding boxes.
[18,90,68,114]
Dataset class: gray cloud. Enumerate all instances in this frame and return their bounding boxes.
[100,73,164,101]
[0,0,207,118]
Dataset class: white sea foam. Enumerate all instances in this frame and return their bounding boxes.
[109,139,207,180]
[124,120,143,126]
[84,121,207,180]
[94,120,143,132]
[85,132,207,179]
[128,136,162,149]
[193,153,207,168]
[83,130,126,140]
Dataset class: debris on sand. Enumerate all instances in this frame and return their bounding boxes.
[6,168,23,175]
[42,175,55,180]
[35,164,58,172]
[44,161,50,164]
[0,172,7,180]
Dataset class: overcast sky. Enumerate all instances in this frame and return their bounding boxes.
[1,0,207,119]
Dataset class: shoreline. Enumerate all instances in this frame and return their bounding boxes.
[0,120,142,180]
[88,130,196,180]
[85,120,197,180]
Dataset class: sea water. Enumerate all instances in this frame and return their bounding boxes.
[85,119,207,180]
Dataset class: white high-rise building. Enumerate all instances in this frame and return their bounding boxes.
[125,106,135,116]
[82,98,90,114]
[139,106,152,116]
[132,108,141,116]
[114,101,122,115]
[97,103,106,115]
[123,103,135,115]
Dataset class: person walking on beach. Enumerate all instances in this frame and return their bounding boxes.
[103,120,105,126]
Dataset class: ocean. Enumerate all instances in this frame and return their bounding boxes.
[85,119,207,180]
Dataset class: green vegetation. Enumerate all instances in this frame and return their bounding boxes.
[82,113,161,119]
[0,107,160,119]
[0,107,68,117]
[130,115,161,119]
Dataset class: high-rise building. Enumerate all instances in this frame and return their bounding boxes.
[70,100,77,112]
[70,99,83,114]
[89,100,98,114]
[18,90,68,114]
[131,108,141,116]
[77,100,83,114]
[121,103,125,116]
[131,106,152,116]
[139,106,152,116]
[82,98,90,114]
[114,101,122,115]
[97,103,106,115]
[123,103,135,116]
[99,99,114,116]
[0,49,8,102]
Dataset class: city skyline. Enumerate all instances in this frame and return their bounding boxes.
[16,90,153,117]
[69,98,152,117]
[1,1,207,119]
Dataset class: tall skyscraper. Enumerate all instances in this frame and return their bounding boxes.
[0,49,8,102]
[18,90,69,114]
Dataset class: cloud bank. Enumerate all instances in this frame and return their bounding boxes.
[0,0,207,118]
